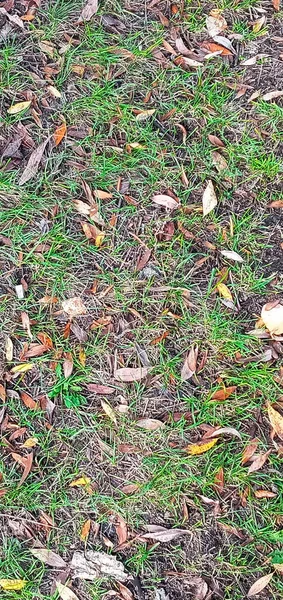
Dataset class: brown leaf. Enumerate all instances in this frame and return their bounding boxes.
[62,297,87,318]
[273,0,280,10]
[202,41,233,56]
[150,331,169,345]
[19,138,50,186]
[206,13,227,37]
[115,515,128,545]
[21,311,32,339]
[63,353,74,378]
[207,426,241,440]
[136,248,152,271]
[261,302,283,335]
[114,367,149,382]
[211,386,237,401]
[94,189,112,199]
[120,483,139,494]
[37,332,53,349]
[136,418,165,431]
[19,452,33,487]
[254,490,277,499]
[208,134,225,147]
[241,439,259,465]
[262,90,283,101]
[202,180,218,216]
[181,345,198,381]
[212,150,228,172]
[24,344,49,358]
[39,394,55,422]
[80,519,91,542]
[56,582,80,600]
[152,194,179,210]
[30,548,66,568]
[70,322,88,343]
[214,467,224,494]
[247,573,273,597]
[248,450,271,474]
[21,391,38,410]
[142,525,189,543]
[38,295,58,305]
[87,383,115,395]
[53,123,67,146]
[0,384,6,402]
[118,444,141,453]
[78,0,98,22]
[268,200,283,208]
[267,402,283,440]
[117,583,134,600]
[0,234,12,246]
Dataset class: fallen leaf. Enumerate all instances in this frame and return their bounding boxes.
[0,580,26,591]
[220,250,244,262]
[181,345,198,381]
[247,573,273,597]
[7,100,31,115]
[22,437,38,448]
[202,180,218,216]
[136,109,156,122]
[152,194,179,210]
[38,295,58,305]
[54,122,67,146]
[80,519,91,542]
[248,450,271,474]
[30,548,66,568]
[19,137,50,185]
[5,337,13,362]
[70,322,88,343]
[211,386,237,401]
[24,343,49,358]
[206,13,227,37]
[21,391,38,410]
[94,189,112,199]
[136,248,152,271]
[0,384,6,402]
[63,353,74,378]
[37,332,53,349]
[267,402,283,440]
[212,150,228,172]
[118,444,141,453]
[120,483,139,494]
[217,283,233,301]
[252,16,266,33]
[261,303,283,335]
[114,514,128,545]
[70,550,128,581]
[136,418,165,431]
[78,0,98,22]
[268,200,283,208]
[56,582,79,600]
[262,90,283,101]
[202,41,232,56]
[101,400,117,424]
[242,439,259,465]
[0,7,23,28]
[208,134,225,147]
[142,525,189,543]
[151,331,169,345]
[272,0,280,10]
[187,438,218,455]
[70,476,91,487]
[87,383,115,394]
[40,394,55,422]
[208,426,242,440]
[242,56,258,66]
[114,367,149,382]
[117,582,134,600]
[39,40,54,58]
[214,467,224,494]
[254,490,277,499]
[21,311,32,339]
[62,297,87,318]
[19,452,33,487]
[11,363,34,375]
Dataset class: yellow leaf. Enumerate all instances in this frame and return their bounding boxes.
[10,363,35,374]
[7,101,31,115]
[95,233,105,248]
[187,438,219,455]
[78,348,86,367]
[267,402,283,440]
[101,400,117,424]
[0,579,27,591]
[217,283,233,301]
[22,437,39,448]
[80,518,91,541]
[70,476,91,487]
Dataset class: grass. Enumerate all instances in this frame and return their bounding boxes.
[0,0,283,598]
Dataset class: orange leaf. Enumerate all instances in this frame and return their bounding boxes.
[150,331,169,345]
[202,41,232,56]
[37,332,53,350]
[20,391,38,410]
[0,384,6,402]
[18,452,33,487]
[211,386,237,401]
[241,439,259,465]
[254,489,277,499]
[272,0,280,11]
[80,518,91,541]
[53,123,67,146]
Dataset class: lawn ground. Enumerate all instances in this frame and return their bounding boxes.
[0,1,283,599]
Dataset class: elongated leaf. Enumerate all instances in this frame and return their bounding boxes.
[70,476,91,487]
[80,519,91,542]
[19,138,50,185]
[248,450,271,474]
[211,386,237,401]
[30,548,66,568]
[247,573,273,597]
[21,391,38,410]
[54,123,67,146]
[114,367,149,382]
[241,439,259,465]
[7,100,31,115]
[56,582,79,600]
[152,194,179,210]
[87,383,115,394]
[261,303,283,335]
[136,248,152,271]
[267,402,283,440]
[142,525,189,543]
[136,109,156,122]
[202,180,217,216]
[208,426,242,440]
[254,490,277,499]
[5,337,13,362]
[208,134,225,147]
[181,345,198,381]
[262,90,283,101]
[0,579,26,591]
[187,438,218,455]
[220,250,244,262]
[136,418,165,431]
[18,452,33,487]
[11,363,34,375]
[101,400,117,424]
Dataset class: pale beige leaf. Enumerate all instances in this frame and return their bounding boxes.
[247,573,273,597]
[202,180,217,216]
[19,138,50,186]
[181,345,198,381]
[73,199,91,216]
[220,250,244,262]
[212,151,228,172]
[62,297,87,318]
[30,548,66,568]
[208,426,242,439]
[248,450,271,474]
[78,0,98,22]
[101,400,117,424]
[261,302,283,335]
[152,194,179,210]
[47,85,62,98]
[5,337,13,362]
[267,402,283,440]
[136,109,156,122]
[142,525,189,543]
[262,90,283,101]
[56,582,79,600]
[206,14,227,37]
[7,101,31,115]
[114,367,149,382]
[136,418,165,431]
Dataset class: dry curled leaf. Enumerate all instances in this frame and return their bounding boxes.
[187,438,218,455]
[114,367,149,382]
[70,550,128,581]
[30,548,66,568]
[63,354,74,378]
[268,200,283,208]
[272,0,280,10]
[202,180,217,216]
[267,402,283,440]
[242,439,259,465]
[19,137,50,186]
[211,386,237,401]
[208,426,242,440]
[247,573,273,597]
[80,519,91,542]
[261,303,283,335]
[136,418,165,431]
[142,525,189,543]
[212,150,228,172]
[18,452,33,487]
[136,109,156,122]
[56,582,79,600]
[117,582,134,600]
[136,248,152,271]
[152,194,179,210]
[248,450,271,474]
[7,100,31,115]
[181,345,198,381]
[54,122,67,146]
[62,297,87,318]
[78,0,98,22]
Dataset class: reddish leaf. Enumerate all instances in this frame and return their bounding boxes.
[20,392,38,410]
[87,383,115,395]
[150,331,169,345]
[118,444,141,453]
[37,332,53,349]
[120,483,139,494]
[273,0,280,10]
[136,248,152,271]
[254,490,277,499]
[211,386,237,401]
[242,439,259,465]
[114,367,149,382]
[152,194,179,210]
[202,41,233,56]
[53,123,67,146]
[117,583,134,600]
[0,384,6,402]
[268,200,283,208]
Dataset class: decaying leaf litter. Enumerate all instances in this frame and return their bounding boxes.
[0,0,283,598]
